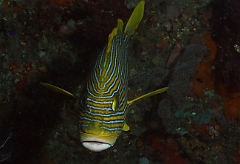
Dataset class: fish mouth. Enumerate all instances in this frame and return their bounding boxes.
[80,133,117,152]
[82,140,112,152]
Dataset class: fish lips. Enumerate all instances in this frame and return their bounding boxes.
[80,133,118,152]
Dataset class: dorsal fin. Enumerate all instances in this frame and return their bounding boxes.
[105,1,144,53]
[106,19,123,54]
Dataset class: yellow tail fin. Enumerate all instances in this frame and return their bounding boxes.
[106,1,144,53]
[124,1,145,36]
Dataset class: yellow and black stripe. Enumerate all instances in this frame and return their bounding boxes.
[78,1,145,136]
[78,20,130,135]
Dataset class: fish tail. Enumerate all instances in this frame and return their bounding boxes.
[124,1,145,36]
[105,1,144,53]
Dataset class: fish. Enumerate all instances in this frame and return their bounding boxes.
[41,0,168,152]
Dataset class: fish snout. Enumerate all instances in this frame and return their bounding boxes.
[82,141,112,152]
[80,133,118,152]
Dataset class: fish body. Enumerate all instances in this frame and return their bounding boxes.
[41,0,168,152]
[79,22,128,151]
[79,1,145,151]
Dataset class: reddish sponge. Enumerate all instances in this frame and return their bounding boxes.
[151,136,187,164]
[191,33,217,98]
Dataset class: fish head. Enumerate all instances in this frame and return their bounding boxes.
[78,92,127,152]
[79,128,119,152]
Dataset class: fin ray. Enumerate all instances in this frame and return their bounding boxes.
[127,87,168,105]
[124,1,145,36]
[40,82,76,98]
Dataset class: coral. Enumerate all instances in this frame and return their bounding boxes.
[162,20,172,31]
[190,124,209,137]
[156,35,170,51]
[191,33,217,98]
[207,0,240,123]
[151,55,162,65]
[207,125,219,139]
[221,54,240,92]
[158,37,208,134]
[139,157,149,164]
[204,34,217,62]
[188,32,240,123]
[158,4,181,32]
[158,98,181,132]
[166,42,183,68]
[188,34,240,123]
[222,92,240,122]
[233,150,240,164]
[195,33,240,122]
[201,10,212,27]
[167,43,206,103]
[129,67,167,90]
[151,136,187,164]
[191,62,215,98]
[175,108,212,125]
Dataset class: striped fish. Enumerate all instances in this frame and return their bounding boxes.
[41,0,168,152]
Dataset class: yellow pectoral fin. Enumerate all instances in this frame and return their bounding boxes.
[123,122,130,131]
[127,87,168,105]
[40,82,76,98]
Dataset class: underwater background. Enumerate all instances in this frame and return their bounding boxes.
[1,0,240,163]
